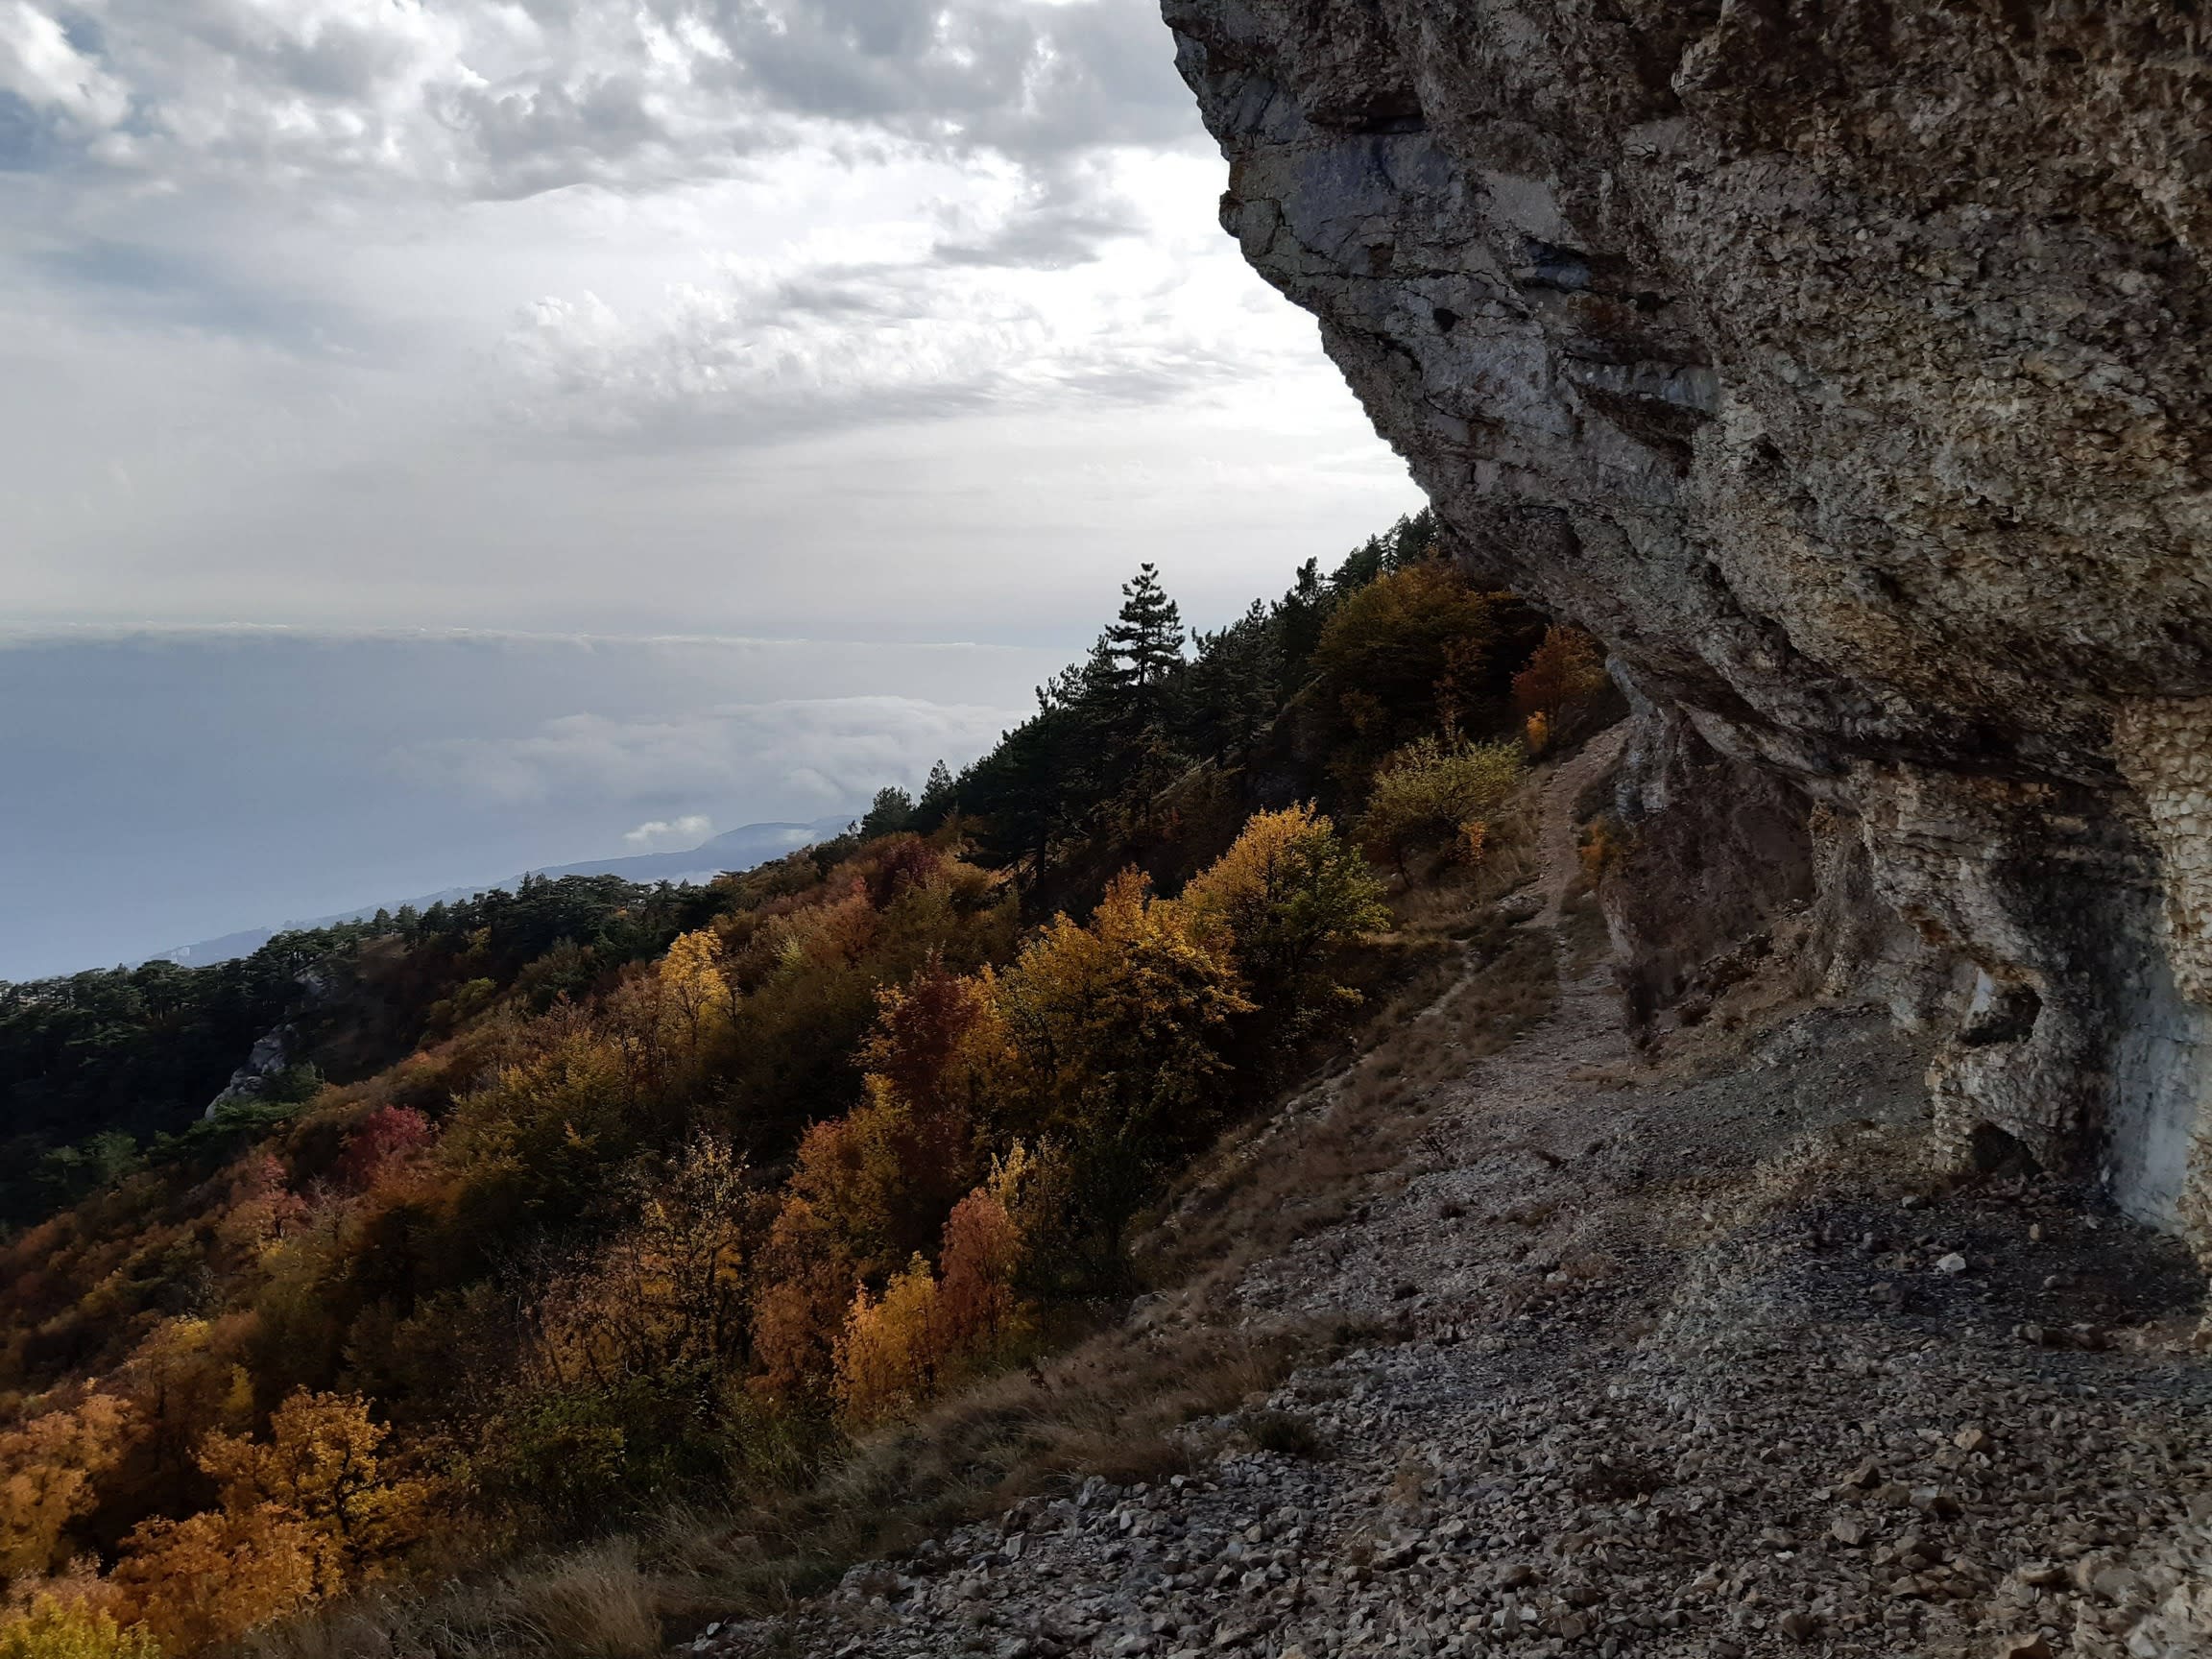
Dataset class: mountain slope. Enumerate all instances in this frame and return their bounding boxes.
[743,733,2212,1659]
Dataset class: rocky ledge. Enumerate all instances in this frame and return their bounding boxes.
[1160,0,2212,1247]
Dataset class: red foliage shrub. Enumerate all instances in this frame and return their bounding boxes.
[334,1107,434,1192]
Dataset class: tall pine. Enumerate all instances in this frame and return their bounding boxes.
[1104,564,1184,696]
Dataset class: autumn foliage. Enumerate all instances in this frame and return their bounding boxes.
[0,523,1599,1653]
[1510,624,1613,741]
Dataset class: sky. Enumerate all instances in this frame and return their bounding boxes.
[0,0,1419,977]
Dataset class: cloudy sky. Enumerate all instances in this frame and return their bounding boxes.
[0,0,1418,976]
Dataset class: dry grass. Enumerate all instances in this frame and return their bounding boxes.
[1138,911,1559,1297]
[1556,865,1611,974]
[252,1317,1354,1659]
[1238,1408,1325,1459]
[508,1544,665,1658]
[247,1540,665,1659]
[1388,781,1543,935]
[1395,924,1558,1090]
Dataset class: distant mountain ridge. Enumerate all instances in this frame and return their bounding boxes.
[148,814,856,969]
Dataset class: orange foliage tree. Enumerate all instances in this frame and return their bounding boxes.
[0,1392,137,1578]
[933,1155,1032,1359]
[112,1388,432,1650]
[1509,624,1610,732]
[332,1105,433,1192]
[832,1154,1034,1427]
[749,1196,859,1409]
[861,957,1003,1124]
[111,1502,320,1653]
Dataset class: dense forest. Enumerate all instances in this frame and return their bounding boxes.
[0,515,1616,1659]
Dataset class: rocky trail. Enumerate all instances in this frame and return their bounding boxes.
[720,737,2212,1659]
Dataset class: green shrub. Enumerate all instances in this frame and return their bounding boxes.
[1359,737,1526,874]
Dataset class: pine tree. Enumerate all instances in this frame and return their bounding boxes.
[1387,506,1437,568]
[1275,558,1328,677]
[1104,564,1184,694]
[914,758,957,829]
[1179,600,1281,763]
[860,785,915,839]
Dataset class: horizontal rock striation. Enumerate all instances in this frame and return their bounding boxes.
[1164,0,2212,1239]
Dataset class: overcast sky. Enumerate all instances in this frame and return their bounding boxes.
[0,0,1418,976]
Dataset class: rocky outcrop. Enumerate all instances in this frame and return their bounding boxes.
[1163,0,2212,1241]
[204,1022,302,1118]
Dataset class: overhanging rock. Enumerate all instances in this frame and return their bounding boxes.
[1164,0,2212,1243]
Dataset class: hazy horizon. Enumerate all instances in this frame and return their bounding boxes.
[0,531,1410,979]
[0,625,1064,978]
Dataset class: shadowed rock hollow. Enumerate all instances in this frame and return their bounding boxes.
[1163,0,2212,1244]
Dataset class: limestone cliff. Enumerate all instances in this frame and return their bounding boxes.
[1163,0,2212,1239]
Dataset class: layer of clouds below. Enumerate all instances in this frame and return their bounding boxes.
[0,630,1057,978]
[394,695,1028,809]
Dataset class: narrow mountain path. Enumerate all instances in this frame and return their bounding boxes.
[1531,725,1623,932]
[737,731,2212,1659]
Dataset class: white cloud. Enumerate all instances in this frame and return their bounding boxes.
[623,812,711,846]
[0,1,128,128]
[2,0,1190,199]
[484,146,1321,445]
[0,0,1418,641]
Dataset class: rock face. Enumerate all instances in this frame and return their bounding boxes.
[1163,0,2212,1243]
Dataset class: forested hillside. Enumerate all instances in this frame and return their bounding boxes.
[0,517,1616,1659]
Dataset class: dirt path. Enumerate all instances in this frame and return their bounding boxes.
[743,733,2212,1659]
[1531,725,1623,930]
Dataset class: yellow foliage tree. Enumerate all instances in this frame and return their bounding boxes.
[438,1013,639,1232]
[110,1317,251,1529]
[1178,805,1387,1022]
[787,1075,979,1281]
[657,928,733,1051]
[832,1256,941,1426]
[532,1133,756,1388]
[989,871,1252,1254]
[193,1390,431,1594]
[1313,562,1504,740]
[0,1596,158,1659]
